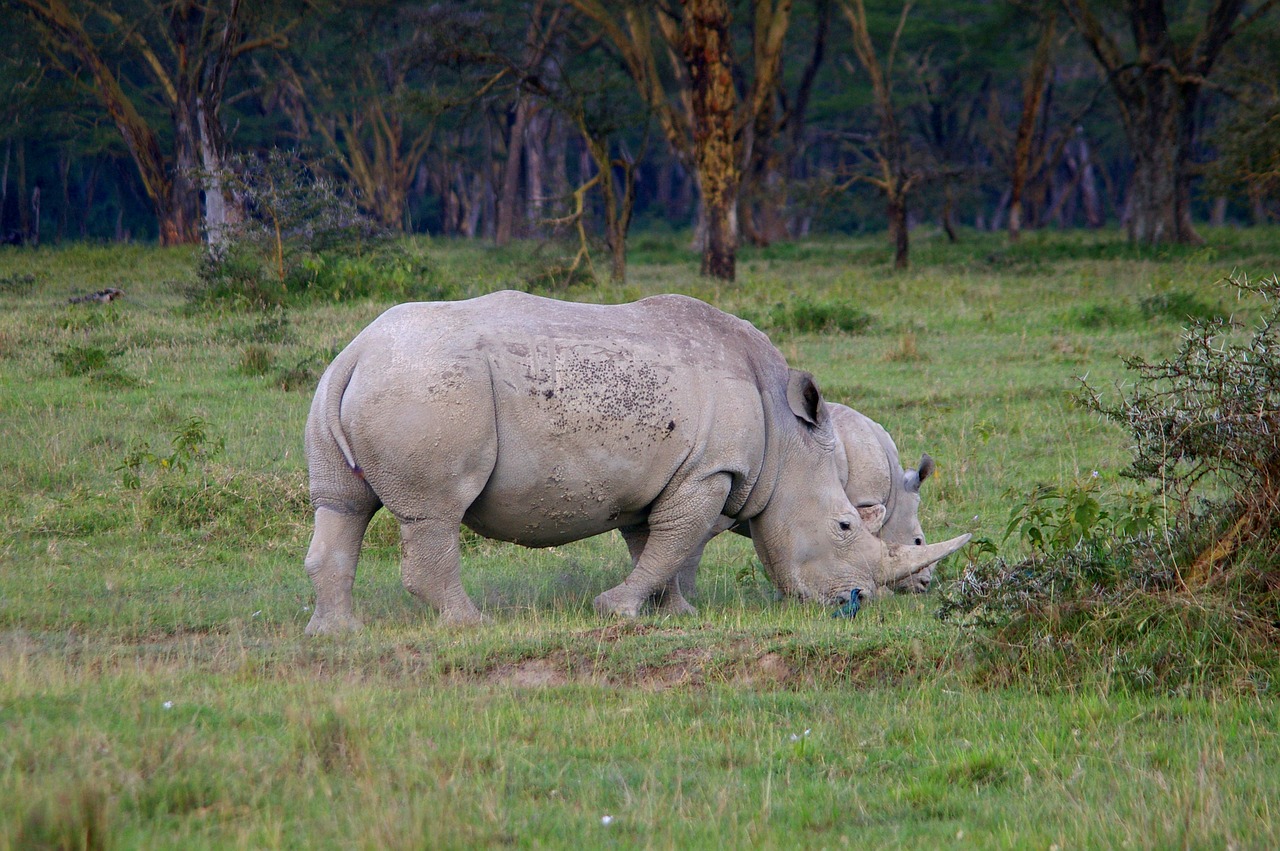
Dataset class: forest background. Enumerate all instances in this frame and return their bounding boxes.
[3,0,1279,279]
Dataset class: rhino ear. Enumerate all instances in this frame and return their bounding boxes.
[786,369,824,428]
[856,503,887,534]
[905,453,935,493]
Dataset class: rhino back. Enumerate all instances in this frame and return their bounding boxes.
[326,292,776,546]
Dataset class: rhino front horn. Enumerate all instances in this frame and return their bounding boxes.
[879,534,971,585]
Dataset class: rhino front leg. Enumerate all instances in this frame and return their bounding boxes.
[399,516,486,626]
[622,525,701,616]
[305,507,376,635]
[596,476,732,618]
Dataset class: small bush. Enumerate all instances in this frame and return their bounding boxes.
[0,272,37,295]
[767,299,874,336]
[1068,302,1138,329]
[1138,289,1224,324]
[15,786,111,851]
[274,354,322,392]
[53,344,136,387]
[943,272,1280,694]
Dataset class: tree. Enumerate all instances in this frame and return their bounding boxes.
[270,2,441,232]
[1059,0,1278,245]
[839,0,916,268]
[568,0,795,281]
[12,0,287,245]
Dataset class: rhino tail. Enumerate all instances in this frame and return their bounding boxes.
[322,354,364,480]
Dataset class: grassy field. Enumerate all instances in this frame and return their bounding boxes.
[1,229,1278,848]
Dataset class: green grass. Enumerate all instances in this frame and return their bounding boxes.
[2,229,1279,848]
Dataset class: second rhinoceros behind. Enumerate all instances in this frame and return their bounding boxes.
[302,290,968,633]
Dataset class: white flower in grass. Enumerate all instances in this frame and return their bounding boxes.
[163,701,174,710]
[789,728,811,743]
[601,816,614,826]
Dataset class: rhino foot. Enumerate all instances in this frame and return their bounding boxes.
[305,610,364,635]
[593,587,644,618]
[437,605,490,627]
[653,588,698,616]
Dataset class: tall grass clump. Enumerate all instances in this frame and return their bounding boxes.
[941,272,1280,694]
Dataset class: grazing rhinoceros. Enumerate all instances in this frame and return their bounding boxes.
[830,404,940,593]
[302,291,968,633]
[649,402,946,601]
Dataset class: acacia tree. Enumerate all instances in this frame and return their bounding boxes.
[839,0,916,268]
[13,0,286,245]
[1005,9,1057,242]
[568,0,794,281]
[1059,0,1277,245]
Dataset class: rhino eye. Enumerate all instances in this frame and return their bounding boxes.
[839,520,853,532]
[914,536,924,546]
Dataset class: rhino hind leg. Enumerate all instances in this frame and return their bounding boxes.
[595,475,732,618]
[305,506,377,635]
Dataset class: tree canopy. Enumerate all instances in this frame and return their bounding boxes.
[2,0,1276,273]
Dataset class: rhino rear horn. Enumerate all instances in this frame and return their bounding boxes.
[878,533,970,585]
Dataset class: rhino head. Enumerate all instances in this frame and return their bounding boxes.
[744,372,969,607]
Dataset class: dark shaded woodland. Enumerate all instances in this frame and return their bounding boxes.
[3,0,1277,277]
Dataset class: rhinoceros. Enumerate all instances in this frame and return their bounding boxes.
[830,404,940,593]
[302,291,969,633]
[651,402,945,601]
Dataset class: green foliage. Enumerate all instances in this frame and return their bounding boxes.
[52,344,136,387]
[117,417,224,490]
[0,272,37,295]
[740,298,875,337]
[1002,479,1163,555]
[1137,289,1225,324]
[238,344,274,376]
[15,786,110,851]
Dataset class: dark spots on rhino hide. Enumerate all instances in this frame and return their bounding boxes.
[523,343,678,441]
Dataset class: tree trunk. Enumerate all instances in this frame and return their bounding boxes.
[0,140,9,239]
[197,96,242,254]
[1126,104,1186,245]
[16,140,28,240]
[30,183,40,247]
[496,96,533,245]
[1008,12,1055,243]
[526,109,547,228]
[684,0,739,281]
[889,192,908,269]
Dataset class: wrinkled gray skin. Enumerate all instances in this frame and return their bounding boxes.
[647,404,945,601]
[303,291,968,633]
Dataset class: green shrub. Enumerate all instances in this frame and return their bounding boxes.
[53,344,136,387]
[942,272,1280,694]
[239,344,274,376]
[762,299,874,336]
[1138,289,1224,324]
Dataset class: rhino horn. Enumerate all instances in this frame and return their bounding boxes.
[877,533,970,585]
